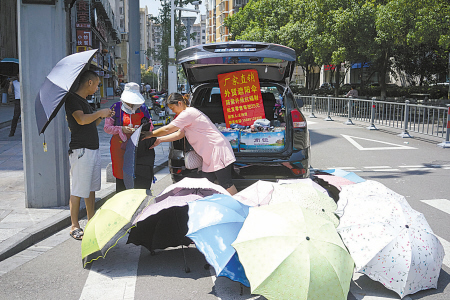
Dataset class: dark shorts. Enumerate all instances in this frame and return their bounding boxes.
[201,164,234,190]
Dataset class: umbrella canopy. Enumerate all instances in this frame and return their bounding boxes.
[35,49,98,134]
[277,178,329,195]
[321,168,365,183]
[127,178,230,252]
[337,180,445,298]
[186,194,250,286]
[271,181,339,227]
[0,58,19,76]
[232,202,354,300]
[232,180,274,207]
[81,189,151,268]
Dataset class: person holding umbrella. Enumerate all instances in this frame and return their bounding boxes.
[103,82,154,192]
[142,93,238,195]
[65,70,115,240]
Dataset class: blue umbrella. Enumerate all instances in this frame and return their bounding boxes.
[35,49,98,134]
[321,168,365,183]
[123,125,142,189]
[187,194,250,287]
[0,58,19,76]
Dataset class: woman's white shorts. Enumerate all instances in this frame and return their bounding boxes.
[69,148,101,199]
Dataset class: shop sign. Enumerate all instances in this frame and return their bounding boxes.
[76,0,90,27]
[218,69,265,127]
[76,30,92,47]
[324,64,336,71]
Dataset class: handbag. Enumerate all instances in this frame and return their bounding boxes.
[184,138,202,170]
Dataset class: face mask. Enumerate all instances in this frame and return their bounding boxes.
[121,102,139,114]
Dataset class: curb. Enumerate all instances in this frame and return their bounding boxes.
[0,160,169,262]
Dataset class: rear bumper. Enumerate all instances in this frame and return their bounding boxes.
[169,147,310,189]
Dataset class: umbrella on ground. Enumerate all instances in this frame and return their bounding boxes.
[270,181,339,227]
[232,202,354,300]
[186,194,250,286]
[127,178,230,254]
[81,189,151,268]
[0,58,19,76]
[277,178,329,195]
[232,180,274,207]
[337,180,445,298]
[321,168,365,183]
[35,49,98,134]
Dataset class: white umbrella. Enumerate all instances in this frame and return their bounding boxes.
[337,180,445,298]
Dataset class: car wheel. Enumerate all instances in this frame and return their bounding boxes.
[96,101,101,108]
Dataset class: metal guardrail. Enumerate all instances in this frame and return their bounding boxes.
[295,95,450,148]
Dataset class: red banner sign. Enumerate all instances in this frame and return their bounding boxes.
[218,69,265,127]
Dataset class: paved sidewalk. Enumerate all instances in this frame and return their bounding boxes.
[0,97,170,262]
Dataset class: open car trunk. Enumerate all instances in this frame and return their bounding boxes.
[178,41,296,86]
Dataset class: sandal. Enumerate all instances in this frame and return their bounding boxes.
[70,228,84,240]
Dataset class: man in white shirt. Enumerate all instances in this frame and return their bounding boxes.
[145,83,151,98]
[8,73,21,137]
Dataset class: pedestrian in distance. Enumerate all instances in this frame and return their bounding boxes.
[141,92,238,195]
[104,82,154,192]
[65,70,115,240]
[145,83,151,98]
[8,72,21,137]
[345,85,359,98]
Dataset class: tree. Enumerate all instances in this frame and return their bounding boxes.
[225,0,450,97]
[152,0,197,90]
[140,65,158,88]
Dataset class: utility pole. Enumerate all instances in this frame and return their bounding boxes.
[169,1,201,95]
[19,1,70,207]
[128,0,141,83]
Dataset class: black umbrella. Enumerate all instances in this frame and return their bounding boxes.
[35,49,98,134]
[0,58,19,77]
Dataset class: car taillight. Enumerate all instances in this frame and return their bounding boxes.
[291,109,306,128]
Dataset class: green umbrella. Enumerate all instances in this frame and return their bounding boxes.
[271,181,339,227]
[81,189,152,268]
[232,202,354,300]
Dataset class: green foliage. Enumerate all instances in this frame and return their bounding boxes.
[153,0,197,89]
[224,0,450,98]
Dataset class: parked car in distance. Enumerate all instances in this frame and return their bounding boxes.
[172,41,311,189]
[87,90,101,109]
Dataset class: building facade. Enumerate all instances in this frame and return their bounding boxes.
[205,0,248,43]
[73,0,121,96]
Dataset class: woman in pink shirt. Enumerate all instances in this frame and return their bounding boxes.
[143,93,238,195]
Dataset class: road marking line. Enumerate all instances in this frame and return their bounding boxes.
[79,238,140,300]
[399,165,427,168]
[406,168,434,171]
[421,199,450,215]
[341,134,417,151]
[371,169,400,172]
[327,167,357,170]
[363,166,392,169]
[435,234,450,267]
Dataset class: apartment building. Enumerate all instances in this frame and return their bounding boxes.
[205,0,249,43]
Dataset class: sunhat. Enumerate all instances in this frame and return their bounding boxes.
[120,82,145,105]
